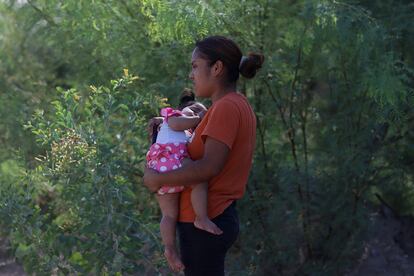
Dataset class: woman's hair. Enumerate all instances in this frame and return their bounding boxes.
[178,88,196,110]
[195,36,265,82]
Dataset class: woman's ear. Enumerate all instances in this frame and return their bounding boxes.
[211,60,225,78]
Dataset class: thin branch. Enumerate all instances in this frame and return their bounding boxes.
[27,0,57,27]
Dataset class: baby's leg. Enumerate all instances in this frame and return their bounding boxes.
[156,193,184,272]
[191,182,223,235]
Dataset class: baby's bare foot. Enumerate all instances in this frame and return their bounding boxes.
[194,217,223,235]
[164,247,184,272]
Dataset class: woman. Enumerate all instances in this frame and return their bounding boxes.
[144,35,264,275]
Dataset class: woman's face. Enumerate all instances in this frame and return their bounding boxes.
[189,48,214,98]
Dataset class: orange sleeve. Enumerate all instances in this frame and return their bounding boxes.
[201,100,240,149]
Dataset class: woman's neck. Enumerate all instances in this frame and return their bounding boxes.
[211,83,237,103]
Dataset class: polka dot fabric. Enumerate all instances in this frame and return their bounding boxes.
[146,142,188,195]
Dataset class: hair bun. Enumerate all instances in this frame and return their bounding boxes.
[178,88,196,110]
[239,52,265,79]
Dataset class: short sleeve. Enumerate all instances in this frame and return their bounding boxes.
[201,100,240,149]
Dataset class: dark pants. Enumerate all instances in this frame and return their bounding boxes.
[177,202,239,276]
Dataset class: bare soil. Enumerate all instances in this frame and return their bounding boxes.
[347,204,414,276]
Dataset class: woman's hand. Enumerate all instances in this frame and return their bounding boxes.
[197,109,207,120]
[189,103,207,120]
[143,166,161,193]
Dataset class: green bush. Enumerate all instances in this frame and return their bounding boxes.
[0,72,172,274]
[0,0,413,275]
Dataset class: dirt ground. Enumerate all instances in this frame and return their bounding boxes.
[346,204,414,276]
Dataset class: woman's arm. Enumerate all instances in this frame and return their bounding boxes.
[143,136,229,192]
[168,115,201,131]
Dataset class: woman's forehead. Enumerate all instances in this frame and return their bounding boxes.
[191,48,204,62]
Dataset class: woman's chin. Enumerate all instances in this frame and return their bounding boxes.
[194,90,208,98]
[193,91,203,98]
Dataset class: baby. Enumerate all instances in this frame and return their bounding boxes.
[146,91,222,272]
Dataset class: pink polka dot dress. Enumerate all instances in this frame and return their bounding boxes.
[146,107,190,195]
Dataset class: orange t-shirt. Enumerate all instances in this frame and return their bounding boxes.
[178,92,256,222]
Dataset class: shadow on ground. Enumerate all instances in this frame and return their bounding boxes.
[347,202,414,276]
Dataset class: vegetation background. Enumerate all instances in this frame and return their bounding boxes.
[0,0,413,275]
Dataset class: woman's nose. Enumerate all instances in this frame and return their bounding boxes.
[188,71,194,80]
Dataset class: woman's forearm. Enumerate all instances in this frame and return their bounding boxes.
[157,137,229,187]
[168,116,201,131]
[143,136,229,192]
[157,158,217,187]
